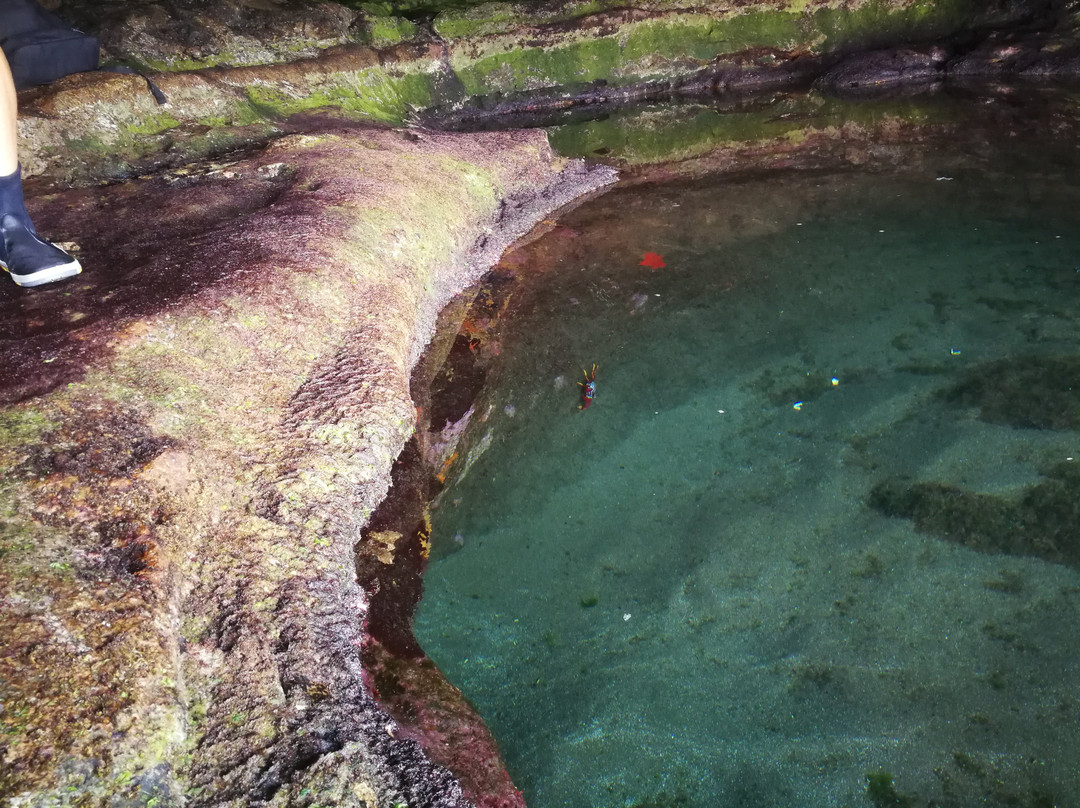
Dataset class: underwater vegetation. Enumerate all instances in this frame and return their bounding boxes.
[872,355,1080,568]
[863,760,1064,807]
[626,790,690,808]
[865,770,916,807]
[943,355,1080,430]
[869,458,1080,569]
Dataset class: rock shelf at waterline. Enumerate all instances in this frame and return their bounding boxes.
[0,123,613,807]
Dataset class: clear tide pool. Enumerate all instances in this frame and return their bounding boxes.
[414,153,1080,808]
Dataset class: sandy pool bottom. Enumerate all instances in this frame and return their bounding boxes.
[415,160,1080,808]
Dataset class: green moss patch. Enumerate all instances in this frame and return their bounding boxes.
[244,68,436,123]
[454,35,623,96]
[448,12,807,96]
[865,769,917,807]
[0,409,55,449]
[122,111,183,137]
[620,11,806,61]
[446,0,1027,98]
[368,15,421,47]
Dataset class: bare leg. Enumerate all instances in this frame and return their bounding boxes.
[0,52,81,286]
[0,50,18,177]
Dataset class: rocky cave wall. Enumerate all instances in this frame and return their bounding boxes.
[3,1,1080,807]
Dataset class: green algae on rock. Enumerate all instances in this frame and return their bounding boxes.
[16,45,451,184]
[439,0,1033,98]
[870,457,1080,569]
[0,124,614,806]
[17,0,1069,186]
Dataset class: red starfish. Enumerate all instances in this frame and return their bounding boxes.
[639,251,666,269]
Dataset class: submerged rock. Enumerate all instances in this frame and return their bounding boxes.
[872,355,1080,570]
[943,355,1080,431]
[816,46,949,97]
[870,461,1080,570]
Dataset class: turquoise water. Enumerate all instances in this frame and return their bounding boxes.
[414,159,1080,807]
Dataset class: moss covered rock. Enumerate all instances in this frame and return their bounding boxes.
[943,355,1080,431]
[8,0,1074,187]
[0,123,614,806]
[871,458,1080,569]
[437,0,1035,99]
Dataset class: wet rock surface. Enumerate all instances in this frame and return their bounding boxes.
[10,0,1079,185]
[816,46,950,96]
[0,120,615,805]
[948,30,1080,79]
[57,0,365,69]
[350,271,525,808]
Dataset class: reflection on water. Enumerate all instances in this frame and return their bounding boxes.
[414,150,1080,807]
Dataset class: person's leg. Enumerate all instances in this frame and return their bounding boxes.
[0,48,81,287]
[0,48,18,176]
[0,50,31,228]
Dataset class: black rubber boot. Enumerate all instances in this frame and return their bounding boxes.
[0,214,82,287]
[0,167,82,287]
[0,165,33,231]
